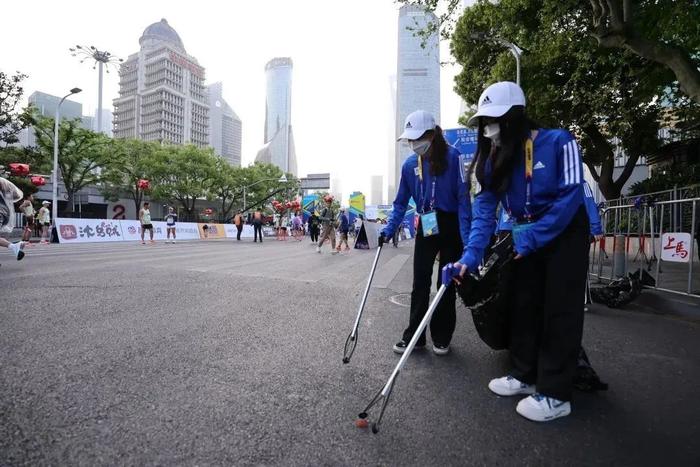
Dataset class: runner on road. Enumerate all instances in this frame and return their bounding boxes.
[139,202,155,244]
[165,207,177,243]
[0,177,26,261]
[19,194,35,243]
[38,201,51,244]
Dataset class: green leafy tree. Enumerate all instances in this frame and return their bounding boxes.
[32,115,112,214]
[100,138,162,219]
[150,144,218,221]
[207,157,245,223]
[237,162,297,213]
[0,71,32,147]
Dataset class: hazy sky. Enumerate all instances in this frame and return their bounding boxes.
[1,0,470,203]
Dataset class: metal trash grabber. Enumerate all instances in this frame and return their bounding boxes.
[356,264,460,433]
[342,244,383,364]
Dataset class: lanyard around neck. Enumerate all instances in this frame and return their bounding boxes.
[417,155,436,213]
[505,137,535,220]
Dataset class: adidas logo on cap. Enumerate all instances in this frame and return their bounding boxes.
[481,95,492,105]
[405,121,413,129]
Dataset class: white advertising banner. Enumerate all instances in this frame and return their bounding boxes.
[661,232,692,263]
[56,218,124,243]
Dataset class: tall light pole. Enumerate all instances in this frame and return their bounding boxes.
[69,45,123,134]
[52,88,82,225]
[243,175,288,212]
[470,33,524,85]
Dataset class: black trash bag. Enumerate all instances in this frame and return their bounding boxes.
[590,273,643,308]
[629,268,656,287]
[456,235,514,350]
[574,347,609,392]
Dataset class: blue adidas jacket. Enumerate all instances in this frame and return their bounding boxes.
[383,145,471,246]
[583,181,603,236]
[497,181,602,237]
[461,128,584,271]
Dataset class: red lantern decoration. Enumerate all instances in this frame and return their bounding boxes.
[30,176,46,186]
[137,179,150,190]
[9,163,30,176]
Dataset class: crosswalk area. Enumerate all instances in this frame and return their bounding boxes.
[2,238,412,289]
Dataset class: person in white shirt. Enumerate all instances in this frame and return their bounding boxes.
[0,177,26,260]
[37,200,51,244]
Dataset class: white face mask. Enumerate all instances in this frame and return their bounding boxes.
[409,139,431,156]
[483,123,501,145]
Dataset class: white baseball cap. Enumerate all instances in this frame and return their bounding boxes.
[398,110,436,141]
[42,200,50,205]
[466,81,526,126]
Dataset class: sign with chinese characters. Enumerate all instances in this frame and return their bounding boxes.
[168,51,204,78]
[56,218,124,243]
[661,233,692,263]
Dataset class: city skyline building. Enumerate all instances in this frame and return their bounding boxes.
[113,18,209,147]
[23,91,84,147]
[393,5,441,195]
[255,57,296,175]
[370,175,384,205]
[208,82,242,166]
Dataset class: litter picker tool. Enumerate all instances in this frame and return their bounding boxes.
[343,244,383,364]
[356,264,461,433]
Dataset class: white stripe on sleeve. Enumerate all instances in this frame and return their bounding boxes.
[573,142,581,183]
[563,143,570,185]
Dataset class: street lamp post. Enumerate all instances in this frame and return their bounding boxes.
[470,33,524,85]
[52,88,82,228]
[242,175,288,212]
[70,45,123,134]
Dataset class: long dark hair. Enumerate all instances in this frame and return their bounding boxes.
[426,125,448,177]
[471,106,538,193]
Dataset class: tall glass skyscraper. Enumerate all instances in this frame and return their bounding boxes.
[392,5,440,197]
[256,57,296,175]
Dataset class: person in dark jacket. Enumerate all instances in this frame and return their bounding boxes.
[337,208,351,252]
[382,110,472,356]
[456,81,589,423]
[308,212,320,243]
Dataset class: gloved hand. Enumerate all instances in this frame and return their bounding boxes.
[378,233,387,247]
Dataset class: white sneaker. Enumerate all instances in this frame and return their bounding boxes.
[432,343,450,356]
[9,241,25,261]
[516,394,571,422]
[316,246,321,253]
[488,375,536,396]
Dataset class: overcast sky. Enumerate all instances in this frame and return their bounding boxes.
[1,0,472,203]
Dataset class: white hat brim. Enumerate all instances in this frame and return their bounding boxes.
[397,128,428,141]
[466,104,514,127]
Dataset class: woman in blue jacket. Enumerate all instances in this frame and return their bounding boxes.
[382,110,471,356]
[456,82,589,422]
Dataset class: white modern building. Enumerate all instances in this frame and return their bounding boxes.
[208,82,242,167]
[371,175,384,205]
[393,5,441,195]
[255,57,296,175]
[113,18,209,147]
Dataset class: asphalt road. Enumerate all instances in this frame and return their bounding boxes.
[1,237,699,466]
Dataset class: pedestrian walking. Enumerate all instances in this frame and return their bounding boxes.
[253,208,263,243]
[233,211,244,241]
[317,195,338,254]
[308,212,320,243]
[18,194,35,243]
[292,213,303,241]
[165,207,178,243]
[0,177,26,261]
[382,109,471,356]
[37,201,51,244]
[455,81,589,422]
[139,201,155,244]
[337,208,351,252]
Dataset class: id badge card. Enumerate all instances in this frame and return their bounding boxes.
[420,211,439,237]
[511,222,533,243]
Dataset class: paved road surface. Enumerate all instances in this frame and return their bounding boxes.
[1,238,699,465]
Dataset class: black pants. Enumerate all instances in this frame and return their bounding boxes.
[236,224,243,240]
[310,227,319,242]
[404,211,463,346]
[253,223,263,242]
[510,207,590,402]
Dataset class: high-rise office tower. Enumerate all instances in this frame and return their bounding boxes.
[255,57,296,175]
[370,175,384,205]
[394,5,440,192]
[113,18,209,146]
[208,82,242,167]
[24,91,84,147]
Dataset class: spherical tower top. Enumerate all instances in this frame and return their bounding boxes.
[139,18,186,53]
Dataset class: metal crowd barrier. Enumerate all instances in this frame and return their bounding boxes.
[590,198,699,298]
